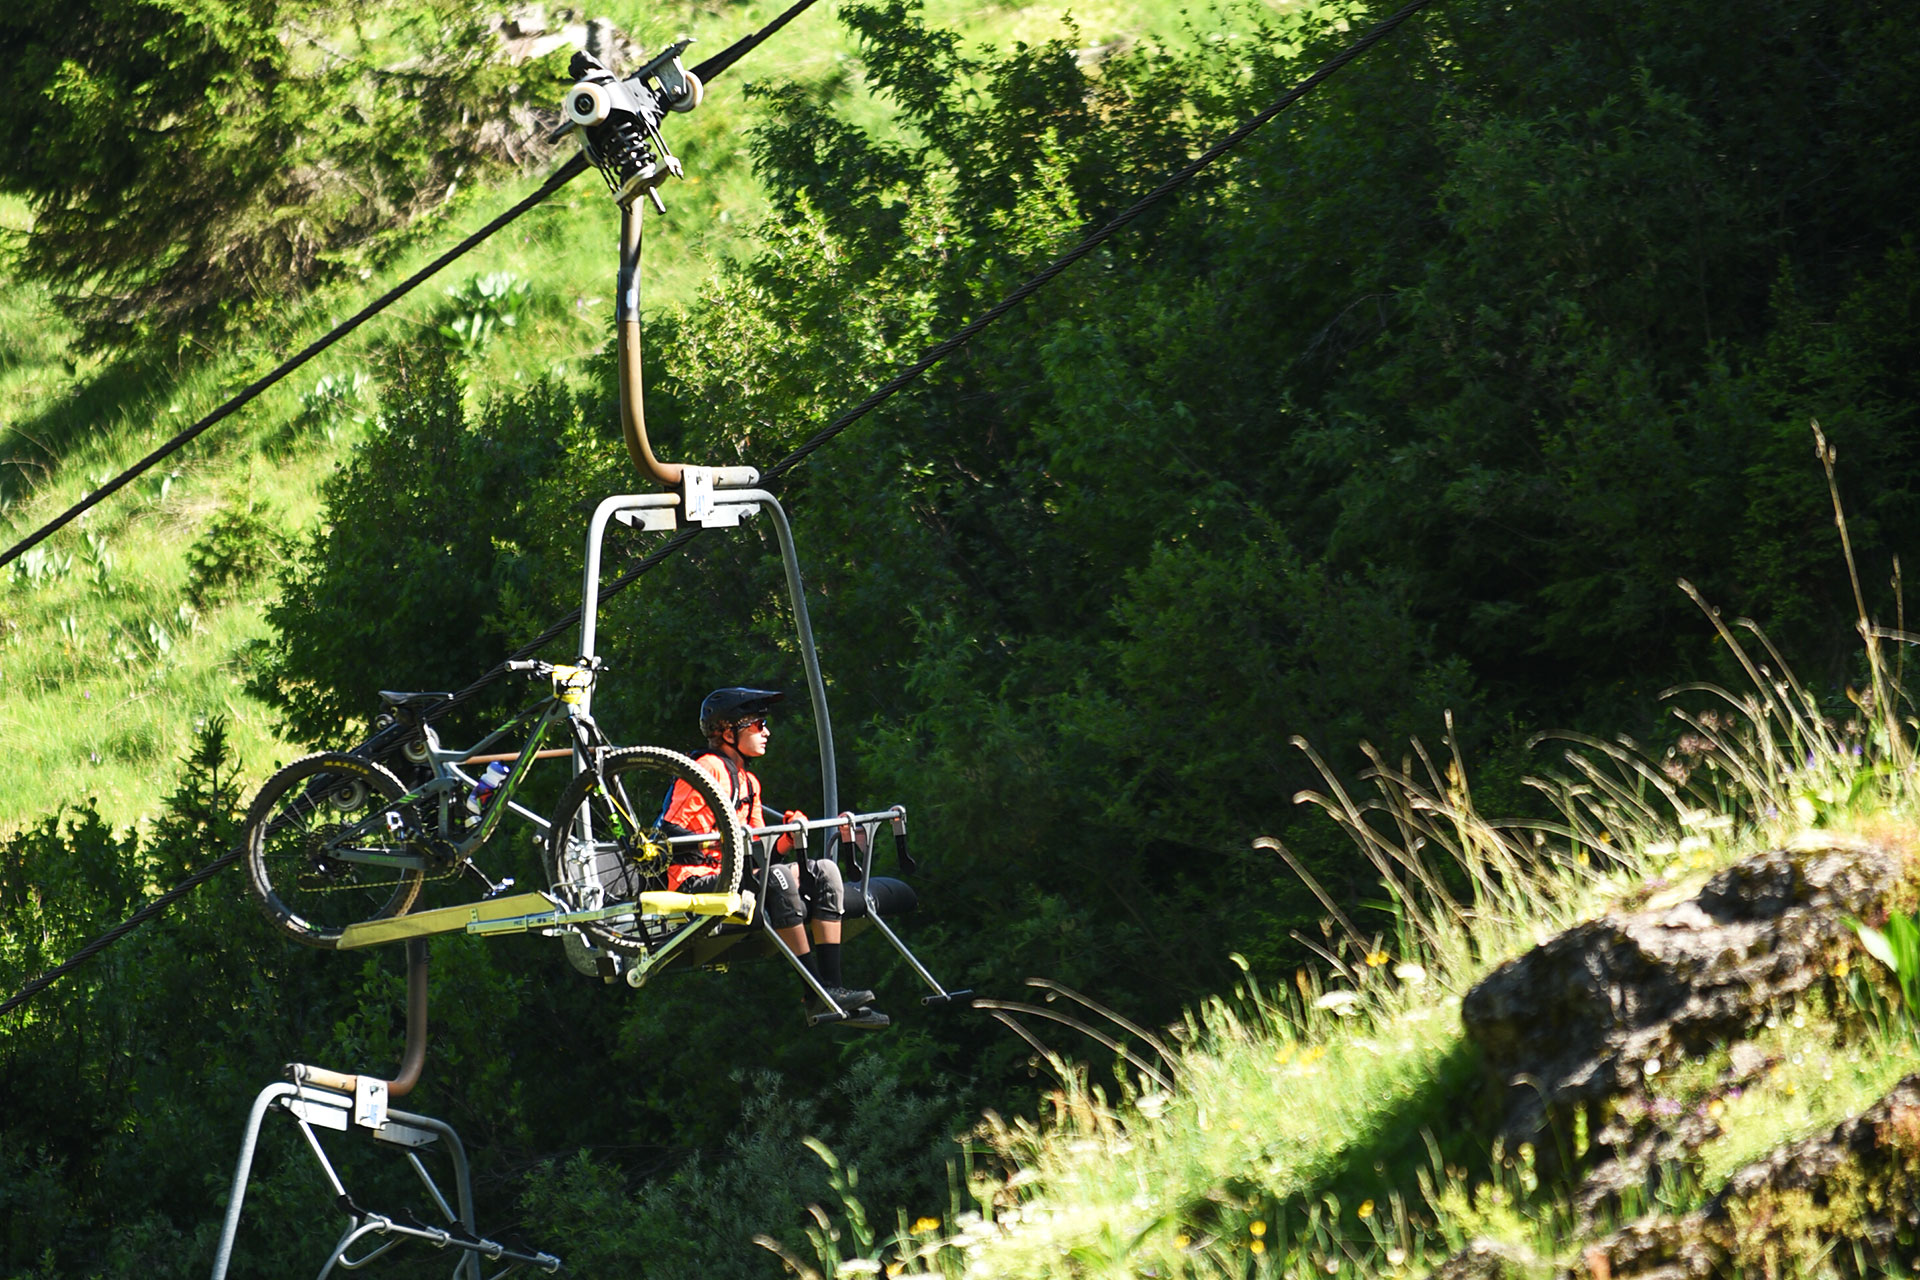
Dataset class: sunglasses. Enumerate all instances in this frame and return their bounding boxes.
[732,717,769,732]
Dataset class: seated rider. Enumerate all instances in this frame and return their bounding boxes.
[661,687,888,1030]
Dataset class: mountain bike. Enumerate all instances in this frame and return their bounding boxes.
[242,659,749,950]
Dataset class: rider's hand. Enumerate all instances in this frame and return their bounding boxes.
[774,809,809,856]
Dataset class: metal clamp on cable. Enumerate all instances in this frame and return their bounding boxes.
[681,465,763,527]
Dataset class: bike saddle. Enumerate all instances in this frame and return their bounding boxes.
[378,690,455,711]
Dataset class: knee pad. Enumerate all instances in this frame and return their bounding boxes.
[765,863,808,929]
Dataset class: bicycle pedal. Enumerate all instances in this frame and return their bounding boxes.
[481,877,518,900]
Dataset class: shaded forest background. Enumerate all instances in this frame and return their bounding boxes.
[4,0,1920,1273]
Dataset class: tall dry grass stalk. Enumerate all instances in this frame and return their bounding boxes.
[768,424,1920,1278]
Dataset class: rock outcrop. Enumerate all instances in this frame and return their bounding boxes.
[1576,1070,1920,1278]
[1420,833,1920,1279]
[1461,835,1900,1209]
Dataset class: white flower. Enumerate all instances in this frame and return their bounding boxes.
[1393,962,1428,986]
[1314,989,1361,1015]
[835,1261,883,1277]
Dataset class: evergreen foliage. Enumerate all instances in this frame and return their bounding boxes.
[9,0,1920,1272]
[0,0,558,350]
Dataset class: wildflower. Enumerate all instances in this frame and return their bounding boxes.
[1250,1220,1266,1238]
[911,1218,942,1234]
[1643,1057,1661,1077]
[1251,1240,1266,1255]
[1175,1234,1191,1249]
[1358,1200,1374,1219]
[1393,962,1427,986]
[1314,990,1361,1015]
[1833,957,1851,978]
[1303,1045,1328,1064]
[836,1261,883,1276]
[1388,1248,1408,1266]
[1274,1045,1295,1066]
[1365,950,1390,968]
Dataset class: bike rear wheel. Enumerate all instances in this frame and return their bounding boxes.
[244,752,424,949]
[545,746,745,954]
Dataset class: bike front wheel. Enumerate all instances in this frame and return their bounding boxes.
[545,746,746,954]
[244,752,424,949]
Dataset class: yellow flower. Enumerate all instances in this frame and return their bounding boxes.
[1358,1200,1374,1220]
[911,1217,942,1234]
[1250,1240,1266,1256]
[1250,1220,1267,1238]
[1274,1044,1296,1065]
[1365,950,1390,967]
[1832,957,1851,978]
[1175,1234,1192,1249]
[1707,1098,1725,1119]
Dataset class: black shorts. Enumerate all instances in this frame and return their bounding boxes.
[683,858,844,929]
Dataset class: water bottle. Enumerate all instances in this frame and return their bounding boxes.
[467,762,509,816]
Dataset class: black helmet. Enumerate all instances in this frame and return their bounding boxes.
[699,687,784,738]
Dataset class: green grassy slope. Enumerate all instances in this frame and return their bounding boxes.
[762,640,1920,1278]
[0,0,1233,835]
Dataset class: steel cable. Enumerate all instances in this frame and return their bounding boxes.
[0,0,819,577]
[0,156,587,576]
[1,0,1436,1018]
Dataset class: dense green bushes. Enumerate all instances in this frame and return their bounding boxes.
[0,0,556,349]
[256,0,1920,1008]
[13,0,1920,1271]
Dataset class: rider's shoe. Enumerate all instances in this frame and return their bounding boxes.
[805,990,889,1030]
[840,1005,890,1030]
[822,985,877,1009]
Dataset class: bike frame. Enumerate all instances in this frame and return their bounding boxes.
[412,684,589,860]
[315,668,604,890]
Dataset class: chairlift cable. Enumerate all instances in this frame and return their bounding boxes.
[0,1,817,577]
[0,848,241,1018]
[763,0,1439,481]
[0,156,585,575]
[427,0,1442,712]
[0,0,1438,1019]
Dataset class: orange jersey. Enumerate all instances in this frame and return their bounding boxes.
[662,752,761,891]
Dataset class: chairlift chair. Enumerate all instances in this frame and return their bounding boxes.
[544,47,970,1024]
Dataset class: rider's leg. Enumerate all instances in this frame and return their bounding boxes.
[799,860,868,1000]
[768,864,814,969]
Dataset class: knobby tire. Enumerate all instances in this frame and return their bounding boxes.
[244,753,425,948]
[545,746,745,954]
